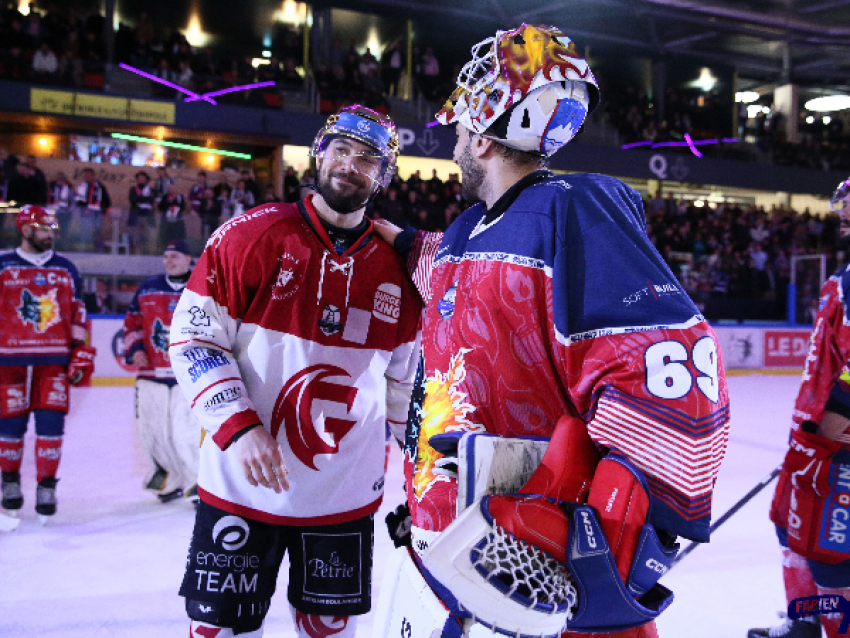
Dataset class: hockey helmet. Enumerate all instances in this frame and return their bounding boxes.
[830,177,850,238]
[16,204,58,233]
[435,24,599,156]
[309,105,400,189]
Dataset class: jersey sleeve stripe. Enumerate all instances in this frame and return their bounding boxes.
[170,339,233,352]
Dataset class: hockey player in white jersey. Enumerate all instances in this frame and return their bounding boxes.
[169,105,422,638]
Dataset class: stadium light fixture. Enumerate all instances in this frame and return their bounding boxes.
[110,133,252,160]
[735,91,759,103]
[804,95,850,112]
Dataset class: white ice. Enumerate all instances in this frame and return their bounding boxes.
[0,374,800,637]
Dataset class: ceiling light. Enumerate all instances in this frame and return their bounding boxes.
[735,91,759,103]
[804,95,850,112]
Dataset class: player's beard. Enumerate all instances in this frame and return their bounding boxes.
[27,234,53,253]
[457,139,485,203]
[315,165,375,214]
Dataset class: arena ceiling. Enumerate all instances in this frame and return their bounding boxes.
[311,0,850,93]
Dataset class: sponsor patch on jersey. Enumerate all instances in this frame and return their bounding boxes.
[17,288,61,333]
[318,304,343,336]
[820,293,830,312]
[373,283,401,323]
[185,348,230,382]
[189,306,211,327]
[437,283,457,319]
[150,318,170,355]
[34,273,47,286]
[203,386,243,412]
[342,308,370,344]
[167,299,178,313]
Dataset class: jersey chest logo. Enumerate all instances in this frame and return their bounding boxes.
[271,364,358,470]
[18,288,61,333]
[150,318,170,355]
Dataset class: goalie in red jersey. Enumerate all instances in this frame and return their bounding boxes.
[0,205,95,523]
[372,23,731,638]
[749,178,850,638]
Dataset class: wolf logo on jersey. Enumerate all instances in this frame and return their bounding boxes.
[150,318,170,356]
[18,288,61,333]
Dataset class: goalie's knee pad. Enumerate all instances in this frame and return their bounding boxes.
[186,599,269,634]
[564,453,677,632]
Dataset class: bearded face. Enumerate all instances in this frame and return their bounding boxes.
[315,137,382,214]
[24,226,54,253]
[454,127,485,204]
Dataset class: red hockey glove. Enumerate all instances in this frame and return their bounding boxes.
[68,345,97,386]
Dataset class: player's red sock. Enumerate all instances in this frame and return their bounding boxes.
[817,585,850,638]
[561,620,658,637]
[782,547,818,610]
[0,438,24,474]
[35,436,62,482]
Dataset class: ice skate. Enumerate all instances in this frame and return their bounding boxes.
[143,464,168,492]
[183,484,199,507]
[2,471,23,512]
[157,487,183,503]
[35,477,58,524]
[747,615,821,638]
[0,510,20,531]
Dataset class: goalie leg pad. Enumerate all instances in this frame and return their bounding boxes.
[167,383,201,489]
[371,546,460,638]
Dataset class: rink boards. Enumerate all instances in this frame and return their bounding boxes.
[85,317,813,385]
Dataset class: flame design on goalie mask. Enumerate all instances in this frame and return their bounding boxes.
[436,24,598,142]
[413,349,484,501]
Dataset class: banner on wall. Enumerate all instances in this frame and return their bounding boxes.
[90,317,137,384]
[710,325,811,370]
[31,88,175,125]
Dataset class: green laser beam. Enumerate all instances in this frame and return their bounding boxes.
[110,133,252,160]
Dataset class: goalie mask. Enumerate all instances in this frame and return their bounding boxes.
[435,24,600,156]
[309,105,399,190]
[830,177,850,239]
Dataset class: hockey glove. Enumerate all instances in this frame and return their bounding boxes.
[386,501,412,548]
[68,345,97,386]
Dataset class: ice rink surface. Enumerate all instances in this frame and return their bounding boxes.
[0,373,801,637]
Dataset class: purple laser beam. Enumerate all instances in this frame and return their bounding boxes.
[119,63,217,104]
[183,81,277,102]
[621,136,740,157]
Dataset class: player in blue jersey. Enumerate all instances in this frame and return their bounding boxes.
[0,205,95,522]
[124,238,201,505]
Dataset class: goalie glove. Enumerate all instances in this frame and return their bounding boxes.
[68,345,97,386]
[421,416,677,636]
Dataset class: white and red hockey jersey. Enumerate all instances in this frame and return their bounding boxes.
[170,197,422,525]
[0,248,87,365]
[123,274,185,383]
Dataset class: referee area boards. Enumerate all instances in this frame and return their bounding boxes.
[85,317,812,386]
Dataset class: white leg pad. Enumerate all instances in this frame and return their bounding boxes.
[167,383,201,490]
[135,379,176,490]
[371,547,451,638]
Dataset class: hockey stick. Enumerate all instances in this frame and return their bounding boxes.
[671,462,782,568]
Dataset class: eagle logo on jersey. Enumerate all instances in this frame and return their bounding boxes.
[271,365,357,470]
[412,349,483,501]
[17,288,61,333]
[150,318,170,356]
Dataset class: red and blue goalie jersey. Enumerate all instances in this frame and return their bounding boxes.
[124,274,183,382]
[0,249,86,365]
[404,173,731,543]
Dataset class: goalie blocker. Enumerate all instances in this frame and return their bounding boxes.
[375,417,678,638]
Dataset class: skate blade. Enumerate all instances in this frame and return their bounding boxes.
[0,512,20,531]
[38,514,52,526]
